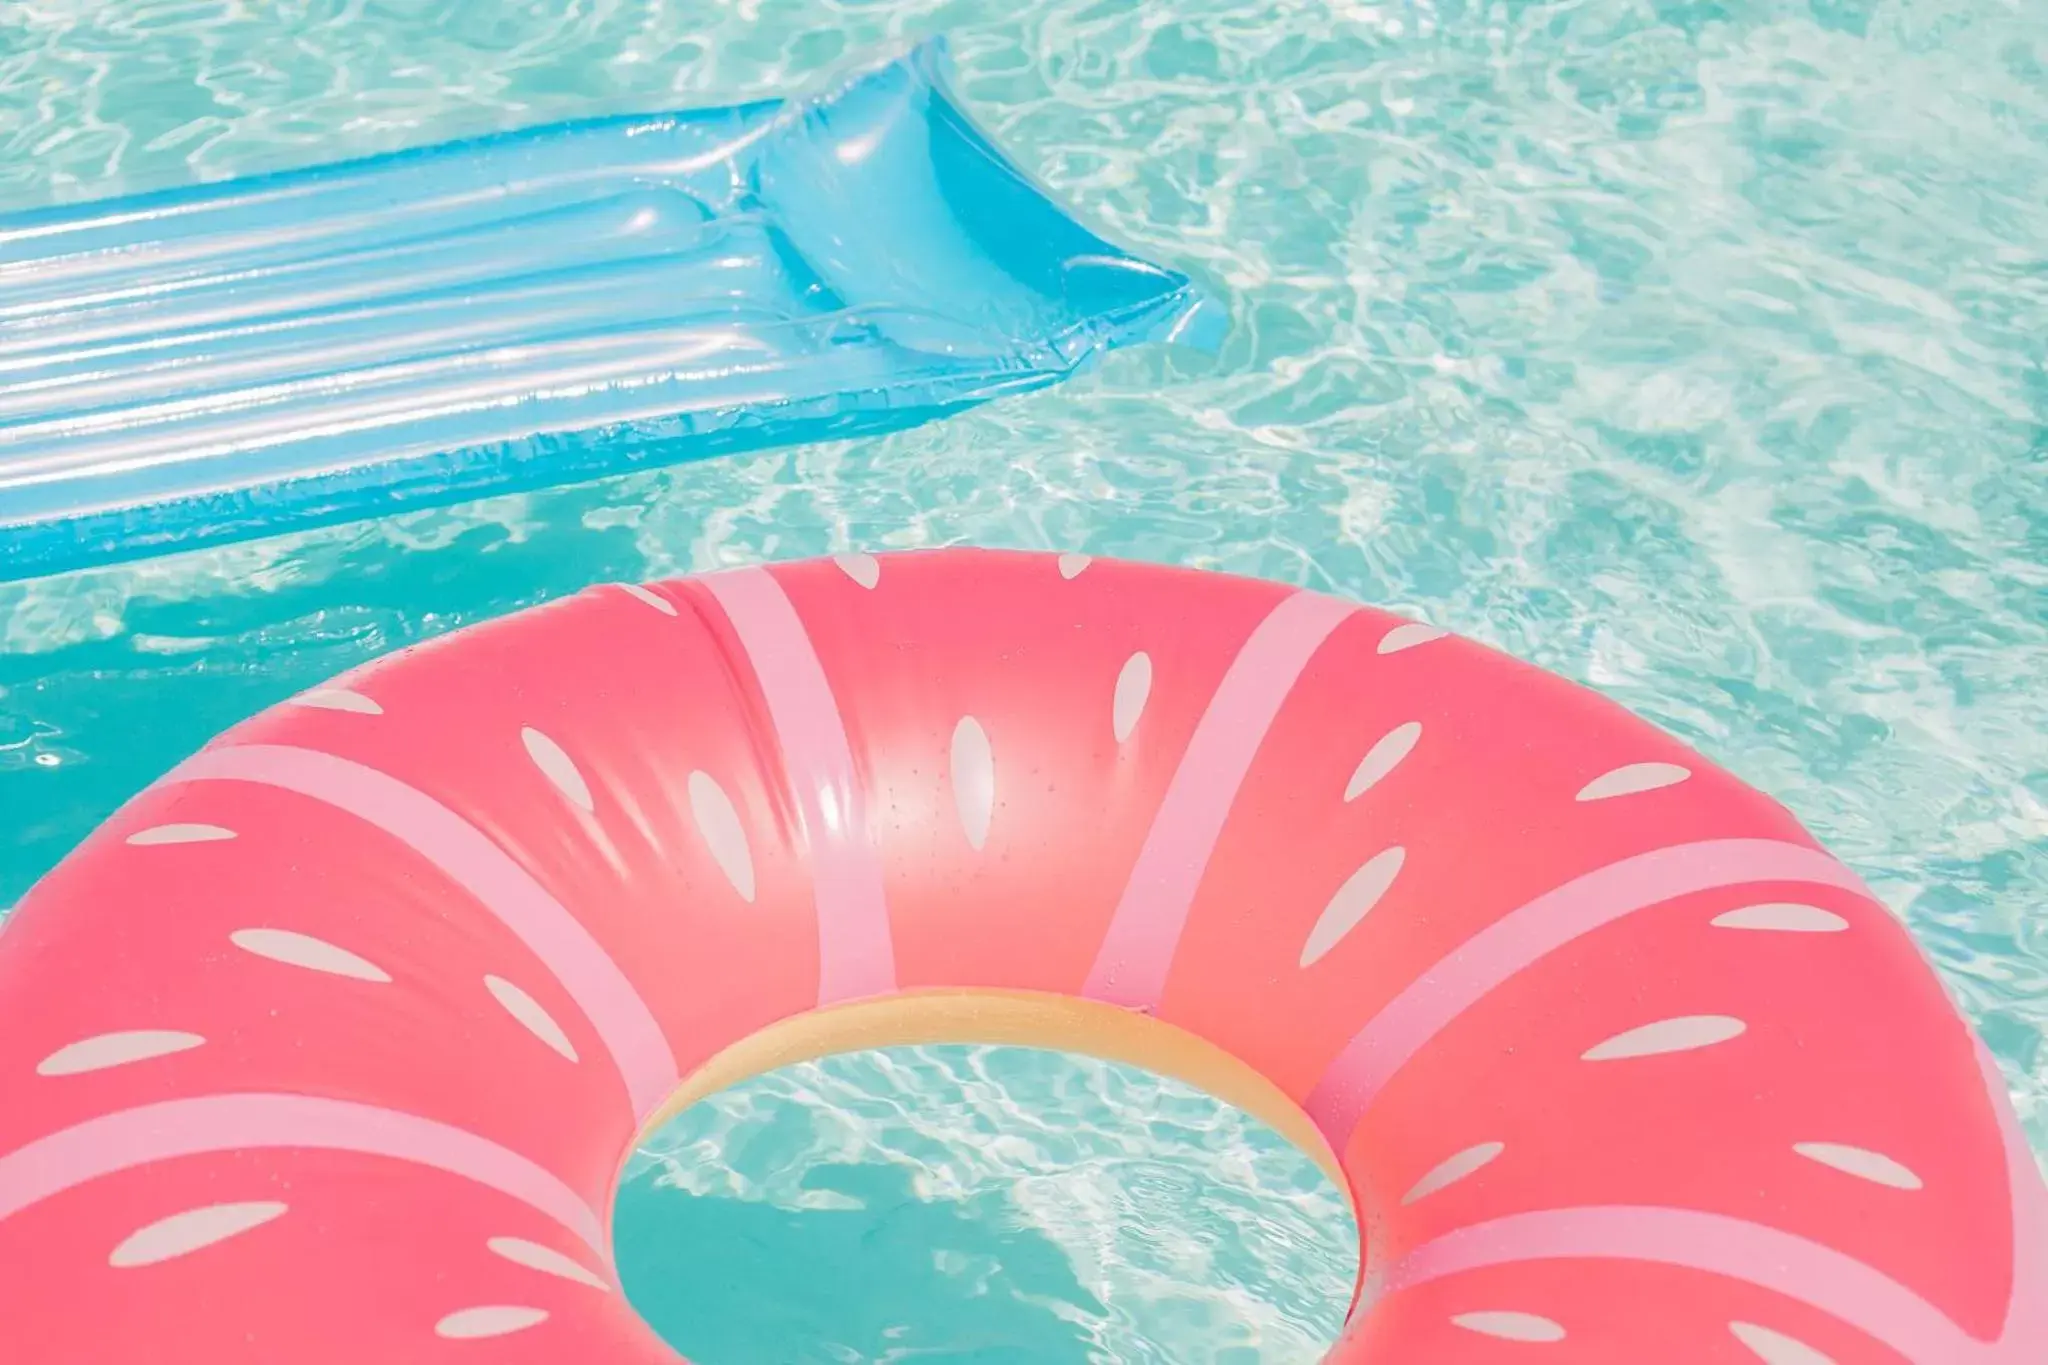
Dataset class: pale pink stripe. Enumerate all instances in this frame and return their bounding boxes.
[1084,590,1358,1009]
[160,745,678,1120]
[1381,1205,1972,1362]
[701,567,895,1004]
[1976,1040,2048,1356]
[1305,839,1867,1145]
[0,1094,604,1254]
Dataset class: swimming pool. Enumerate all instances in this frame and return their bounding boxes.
[3,0,2044,1360]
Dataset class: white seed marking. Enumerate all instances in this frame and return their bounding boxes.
[1583,1015,1747,1061]
[38,1030,205,1076]
[1058,553,1092,580]
[521,727,593,813]
[1346,721,1422,801]
[484,975,578,1062]
[1712,903,1849,933]
[1301,847,1407,968]
[1377,622,1448,655]
[294,688,382,715]
[1576,761,1691,802]
[230,928,390,983]
[689,770,755,902]
[618,582,677,615]
[1731,1321,1838,1365]
[950,716,994,851]
[1451,1311,1565,1342]
[1401,1141,1505,1205]
[1113,652,1152,744]
[435,1307,549,1340]
[487,1236,610,1290]
[110,1201,287,1267]
[126,823,235,846]
[1793,1142,1923,1190]
[834,552,880,589]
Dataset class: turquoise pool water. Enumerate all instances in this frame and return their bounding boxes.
[3,0,2045,1359]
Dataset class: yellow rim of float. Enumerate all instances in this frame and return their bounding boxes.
[623,987,1347,1194]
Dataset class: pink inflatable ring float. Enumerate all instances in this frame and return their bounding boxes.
[1,548,2040,1364]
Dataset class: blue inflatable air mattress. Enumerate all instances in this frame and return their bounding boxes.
[0,41,1217,580]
